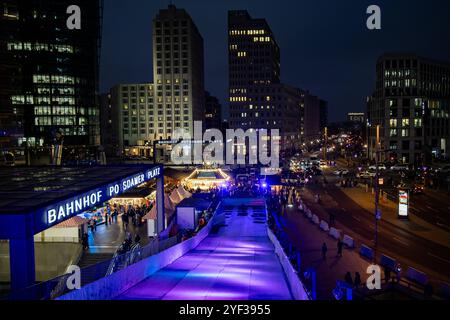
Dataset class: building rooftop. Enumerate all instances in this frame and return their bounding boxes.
[0,165,160,215]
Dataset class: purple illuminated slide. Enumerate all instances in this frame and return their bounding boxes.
[117,199,293,300]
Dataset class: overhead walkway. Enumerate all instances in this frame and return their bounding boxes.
[116,198,293,300]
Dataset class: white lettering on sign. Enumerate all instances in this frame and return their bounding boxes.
[122,174,145,192]
[47,190,103,224]
[45,169,161,226]
[147,167,161,179]
[108,184,120,197]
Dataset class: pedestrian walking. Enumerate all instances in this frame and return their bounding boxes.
[321,242,328,260]
[82,233,89,250]
[354,272,361,288]
[345,272,353,287]
[329,212,335,225]
[89,219,96,233]
[122,212,129,230]
[113,208,118,223]
[384,266,391,283]
[337,238,343,257]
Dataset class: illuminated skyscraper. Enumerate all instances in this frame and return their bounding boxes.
[152,4,205,140]
[367,54,450,165]
[228,10,304,150]
[0,0,102,148]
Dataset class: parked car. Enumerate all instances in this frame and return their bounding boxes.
[391,164,409,171]
[333,169,349,176]
[369,164,387,170]
[412,184,424,194]
[357,171,376,179]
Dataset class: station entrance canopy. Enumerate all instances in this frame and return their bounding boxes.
[0,165,164,291]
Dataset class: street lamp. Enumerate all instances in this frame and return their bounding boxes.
[374,125,384,250]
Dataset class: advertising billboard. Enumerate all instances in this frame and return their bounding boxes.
[398,189,409,218]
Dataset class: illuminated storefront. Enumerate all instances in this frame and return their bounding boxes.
[0,165,165,291]
[183,169,230,191]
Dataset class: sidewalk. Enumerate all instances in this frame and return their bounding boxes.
[87,219,150,253]
[340,184,450,249]
[277,207,371,300]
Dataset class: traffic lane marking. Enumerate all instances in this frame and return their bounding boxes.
[392,236,410,247]
[428,252,450,264]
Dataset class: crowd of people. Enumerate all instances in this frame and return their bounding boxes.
[82,202,149,252]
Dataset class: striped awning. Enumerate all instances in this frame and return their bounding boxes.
[53,216,89,228]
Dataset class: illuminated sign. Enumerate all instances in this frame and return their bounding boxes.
[40,166,162,228]
[398,189,409,218]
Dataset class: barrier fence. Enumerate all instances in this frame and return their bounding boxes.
[294,197,450,300]
[2,199,222,301]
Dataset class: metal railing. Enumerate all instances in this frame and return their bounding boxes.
[2,235,178,301]
[2,199,221,301]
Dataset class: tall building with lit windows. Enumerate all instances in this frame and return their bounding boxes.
[104,83,155,157]
[367,53,450,165]
[228,10,305,150]
[152,5,205,141]
[0,0,103,148]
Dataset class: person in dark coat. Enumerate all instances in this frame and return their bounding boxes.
[134,233,141,244]
[337,239,344,257]
[354,272,362,288]
[321,242,328,260]
[384,266,391,283]
[345,272,353,287]
[122,212,129,230]
[82,233,89,250]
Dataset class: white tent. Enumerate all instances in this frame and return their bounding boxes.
[169,188,182,204]
[143,205,157,220]
[175,187,185,200]
[164,193,175,214]
[178,185,192,199]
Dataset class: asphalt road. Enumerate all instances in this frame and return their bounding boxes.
[301,177,450,284]
[333,159,450,231]
[383,187,450,231]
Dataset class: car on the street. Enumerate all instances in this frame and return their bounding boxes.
[438,165,450,174]
[333,169,349,176]
[356,171,376,179]
[368,164,387,170]
[412,184,424,194]
[391,164,409,171]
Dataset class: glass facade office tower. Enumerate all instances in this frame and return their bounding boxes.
[368,54,450,165]
[0,0,102,147]
[228,10,311,150]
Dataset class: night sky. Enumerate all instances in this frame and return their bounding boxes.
[100,0,450,122]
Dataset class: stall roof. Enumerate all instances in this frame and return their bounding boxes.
[0,165,162,215]
[0,165,164,238]
[177,197,212,211]
[164,167,192,181]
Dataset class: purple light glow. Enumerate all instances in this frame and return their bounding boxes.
[117,199,293,300]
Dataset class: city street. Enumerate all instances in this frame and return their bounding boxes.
[299,169,450,285]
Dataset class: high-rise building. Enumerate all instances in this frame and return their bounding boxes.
[0,0,103,148]
[152,5,205,140]
[106,83,155,157]
[367,54,450,165]
[320,99,328,131]
[204,91,222,130]
[302,91,324,140]
[100,92,120,157]
[102,5,206,159]
[228,10,306,150]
